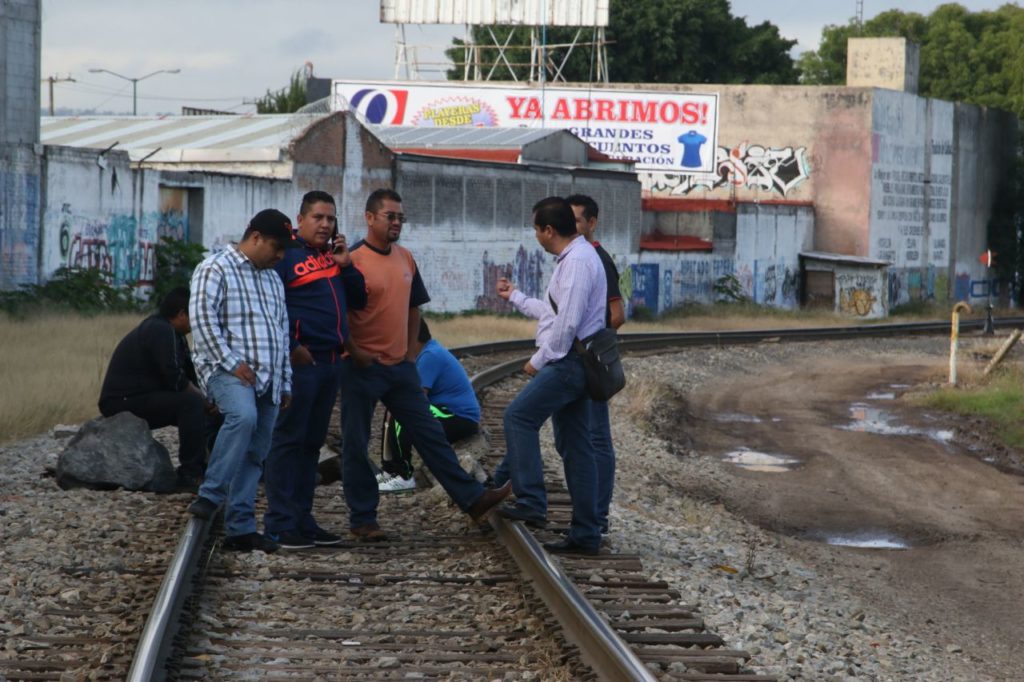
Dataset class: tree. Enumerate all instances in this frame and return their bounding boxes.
[446,0,798,85]
[255,69,307,114]
[797,4,1024,119]
[796,22,855,85]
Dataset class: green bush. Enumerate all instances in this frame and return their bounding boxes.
[0,267,141,316]
[713,273,750,303]
[631,305,655,321]
[151,236,207,306]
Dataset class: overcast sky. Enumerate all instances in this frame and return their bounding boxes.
[40,0,1014,115]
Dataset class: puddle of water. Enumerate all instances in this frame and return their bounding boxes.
[867,391,896,400]
[840,404,954,445]
[722,448,800,473]
[714,412,762,423]
[823,533,910,549]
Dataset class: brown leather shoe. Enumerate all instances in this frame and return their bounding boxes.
[350,522,388,542]
[467,481,513,522]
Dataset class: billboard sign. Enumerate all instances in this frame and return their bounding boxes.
[334,80,719,173]
[380,0,610,26]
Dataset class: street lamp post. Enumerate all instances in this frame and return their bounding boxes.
[88,68,181,115]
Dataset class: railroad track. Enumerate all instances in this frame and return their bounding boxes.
[4,318,1019,681]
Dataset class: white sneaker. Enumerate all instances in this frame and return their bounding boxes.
[375,471,391,485]
[378,475,416,493]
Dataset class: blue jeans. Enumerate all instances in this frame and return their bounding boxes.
[591,399,615,532]
[264,360,341,537]
[339,359,485,528]
[494,351,601,549]
[198,370,279,537]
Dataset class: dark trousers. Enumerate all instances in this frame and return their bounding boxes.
[339,359,484,528]
[492,351,601,549]
[263,360,341,536]
[99,390,208,478]
[382,407,479,479]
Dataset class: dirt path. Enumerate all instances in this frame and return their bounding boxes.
[681,353,1024,676]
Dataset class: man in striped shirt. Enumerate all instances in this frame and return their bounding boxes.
[493,196,608,555]
[186,209,297,554]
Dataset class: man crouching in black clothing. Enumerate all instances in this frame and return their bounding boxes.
[98,287,217,492]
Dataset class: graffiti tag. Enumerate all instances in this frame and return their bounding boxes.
[644,144,812,197]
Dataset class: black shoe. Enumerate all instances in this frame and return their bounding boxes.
[187,496,218,520]
[312,528,343,546]
[223,532,279,553]
[496,502,547,528]
[175,471,201,494]
[272,530,315,550]
[543,538,600,556]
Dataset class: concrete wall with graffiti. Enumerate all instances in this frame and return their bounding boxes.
[949,104,1018,305]
[631,83,1015,308]
[734,204,813,307]
[637,85,874,257]
[394,156,642,313]
[630,203,813,314]
[41,146,160,287]
[16,146,296,292]
[868,90,954,307]
[635,87,860,200]
[835,266,887,318]
[0,144,41,289]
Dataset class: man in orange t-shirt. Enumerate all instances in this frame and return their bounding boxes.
[339,189,511,540]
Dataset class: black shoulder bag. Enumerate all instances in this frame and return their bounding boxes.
[549,294,626,402]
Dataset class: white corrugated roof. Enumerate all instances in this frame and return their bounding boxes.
[40,114,325,162]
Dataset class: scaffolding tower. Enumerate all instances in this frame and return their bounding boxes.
[382,0,610,83]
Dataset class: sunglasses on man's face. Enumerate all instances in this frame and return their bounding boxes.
[375,211,406,224]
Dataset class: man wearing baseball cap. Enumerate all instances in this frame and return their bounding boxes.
[186,208,299,553]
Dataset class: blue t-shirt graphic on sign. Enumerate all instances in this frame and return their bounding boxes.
[677,130,707,168]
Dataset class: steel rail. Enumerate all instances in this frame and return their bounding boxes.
[131,315,1020,679]
[127,517,211,682]
[452,316,1024,357]
[491,516,659,682]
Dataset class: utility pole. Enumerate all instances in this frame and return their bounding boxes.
[42,74,76,116]
[856,0,865,29]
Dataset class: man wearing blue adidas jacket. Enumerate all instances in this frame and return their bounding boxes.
[263,191,367,550]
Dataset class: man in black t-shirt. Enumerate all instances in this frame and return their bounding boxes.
[567,194,624,536]
[99,287,214,491]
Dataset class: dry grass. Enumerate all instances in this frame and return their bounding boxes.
[426,315,537,346]
[2,303,995,443]
[0,312,143,443]
[427,305,856,343]
[617,374,673,426]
